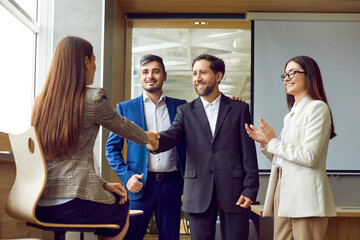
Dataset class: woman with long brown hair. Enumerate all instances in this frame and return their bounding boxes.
[246,56,336,239]
[32,36,156,240]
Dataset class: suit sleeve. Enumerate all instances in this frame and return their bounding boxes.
[105,103,136,185]
[155,105,186,154]
[260,144,274,161]
[240,103,259,201]
[94,91,147,146]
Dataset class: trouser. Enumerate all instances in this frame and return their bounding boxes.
[187,183,249,240]
[124,171,183,240]
[274,168,328,240]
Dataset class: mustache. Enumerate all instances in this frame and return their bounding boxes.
[146,79,157,82]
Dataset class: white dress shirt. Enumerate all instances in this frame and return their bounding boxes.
[143,92,178,172]
[276,95,310,167]
[200,93,221,137]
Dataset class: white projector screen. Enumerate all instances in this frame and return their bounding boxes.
[253,20,360,173]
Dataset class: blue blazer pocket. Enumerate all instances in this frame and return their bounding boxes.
[184,170,196,178]
[231,170,243,178]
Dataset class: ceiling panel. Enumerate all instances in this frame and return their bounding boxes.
[118,0,360,14]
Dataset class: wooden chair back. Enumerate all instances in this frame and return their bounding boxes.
[5,127,45,223]
[5,126,121,229]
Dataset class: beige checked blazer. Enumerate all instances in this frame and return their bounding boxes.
[40,88,147,204]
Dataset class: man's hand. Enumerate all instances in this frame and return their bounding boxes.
[103,182,128,205]
[146,130,160,151]
[231,96,245,103]
[236,195,253,209]
[126,173,144,193]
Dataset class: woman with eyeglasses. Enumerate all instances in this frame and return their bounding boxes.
[245,55,336,239]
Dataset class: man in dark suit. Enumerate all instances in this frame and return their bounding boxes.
[105,54,186,240]
[149,54,259,240]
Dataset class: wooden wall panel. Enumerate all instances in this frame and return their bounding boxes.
[117,0,360,14]
[112,1,127,104]
[0,132,11,152]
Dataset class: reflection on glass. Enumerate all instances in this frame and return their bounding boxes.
[131,28,251,103]
[0,6,35,134]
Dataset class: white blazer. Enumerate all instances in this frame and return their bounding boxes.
[261,99,336,217]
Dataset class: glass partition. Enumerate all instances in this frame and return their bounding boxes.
[131,28,251,103]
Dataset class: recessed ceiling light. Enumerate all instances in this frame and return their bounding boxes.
[192,21,208,25]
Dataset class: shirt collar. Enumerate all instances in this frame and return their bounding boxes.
[200,93,221,108]
[291,95,310,115]
[143,91,166,104]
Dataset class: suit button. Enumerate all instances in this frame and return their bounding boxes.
[212,150,215,153]
[210,170,213,174]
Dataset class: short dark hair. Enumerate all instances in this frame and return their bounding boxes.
[140,54,166,73]
[192,54,225,78]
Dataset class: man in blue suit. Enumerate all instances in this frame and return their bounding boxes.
[105,54,186,240]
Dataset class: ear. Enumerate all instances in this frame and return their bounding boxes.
[85,56,90,70]
[216,72,223,83]
[163,72,167,82]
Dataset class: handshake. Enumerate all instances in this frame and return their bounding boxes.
[145,130,160,151]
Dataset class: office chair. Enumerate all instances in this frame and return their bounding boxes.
[5,127,141,240]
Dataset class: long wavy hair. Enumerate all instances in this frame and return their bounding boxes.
[285,55,336,139]
[31,36,93,159]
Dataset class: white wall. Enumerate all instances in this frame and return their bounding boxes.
[53,0,104,87]
[52,0,105,179]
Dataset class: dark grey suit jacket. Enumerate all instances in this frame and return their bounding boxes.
[155,93,259,213]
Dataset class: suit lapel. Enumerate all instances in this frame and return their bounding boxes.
[192,97,213,140]
[136,94,147,130]
[165,97,176,123]
[213,94,230,140]
[278,111,293,139]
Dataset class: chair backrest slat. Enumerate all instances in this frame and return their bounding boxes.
[5,127,46,223]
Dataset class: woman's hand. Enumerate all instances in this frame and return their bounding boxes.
[103,182,128,205]
[259,117,276,145]
[245,122,267,146]
[245,117,276,146]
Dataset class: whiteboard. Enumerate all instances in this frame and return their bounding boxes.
[253,20,360,172]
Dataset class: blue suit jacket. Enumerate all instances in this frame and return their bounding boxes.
[105,94,186,200]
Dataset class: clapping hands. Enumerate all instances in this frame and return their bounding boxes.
[145,130,160,151]
[245,117,276,146]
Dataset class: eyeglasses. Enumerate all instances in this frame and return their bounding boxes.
[281,71,306,82]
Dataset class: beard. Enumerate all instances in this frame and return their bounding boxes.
[144,86,162,93]
[194,81,216,96]
[143,80,163,93]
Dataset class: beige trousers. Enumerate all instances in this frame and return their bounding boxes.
[273,168,329,240]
